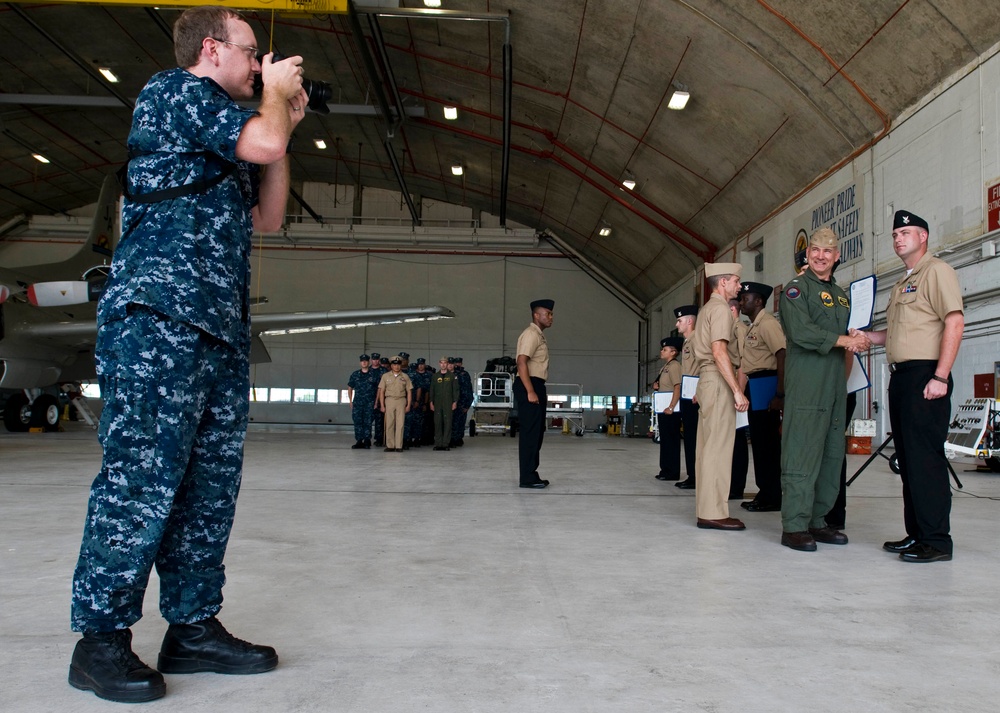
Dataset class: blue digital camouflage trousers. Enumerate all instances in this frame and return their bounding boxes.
[71,305,249,632]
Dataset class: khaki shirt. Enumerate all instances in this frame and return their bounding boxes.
[516,322,550,380]
[741,310,786,373]
[657,359,683,392]
[680,337,697,377]
[885,252,963,363]
[691,293,739,373]
[378,371,413,399]
[732,319,748,370]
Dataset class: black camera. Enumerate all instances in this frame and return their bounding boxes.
[253,52,332,115]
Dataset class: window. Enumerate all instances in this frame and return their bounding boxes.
[81,383,101,399]
[250,387,268,402]
[294,389,316,403]
[341,389,351,404]
[570,395,591,409]
[316,389,339,404]
[591,396,611,410]
[269,388,291,403]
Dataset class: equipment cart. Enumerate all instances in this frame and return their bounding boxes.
[545,383,586,437]
[470,371,517,437]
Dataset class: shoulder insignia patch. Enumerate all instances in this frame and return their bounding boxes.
[785,286,801,300]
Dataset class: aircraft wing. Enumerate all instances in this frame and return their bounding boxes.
[1,303,455,389]
[251,306,456,335]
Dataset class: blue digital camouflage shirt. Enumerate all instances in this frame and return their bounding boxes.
[100,68,260,349]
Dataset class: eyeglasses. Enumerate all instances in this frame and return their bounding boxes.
[210,37,259,60]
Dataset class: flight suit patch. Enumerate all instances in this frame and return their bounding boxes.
[838,296,850,308]
[786,286,801,299]
[820,291,834,308]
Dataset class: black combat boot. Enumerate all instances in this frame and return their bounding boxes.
[69,629,166,703]
[351,439,364,449]
[158,616,278,675]
[363,438,371,449]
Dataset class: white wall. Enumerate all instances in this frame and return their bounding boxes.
[247,237,641,425]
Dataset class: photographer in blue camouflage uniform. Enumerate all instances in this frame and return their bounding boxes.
[69,6,306,703]
[451,357,474,447]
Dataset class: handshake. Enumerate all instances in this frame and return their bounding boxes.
[843,328,872,353]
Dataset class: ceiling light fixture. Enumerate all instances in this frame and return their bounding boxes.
[313,139,327,149]
[668,83,690,111]
[599,224,612,237]
[424,0,442,7]
[622,172,636,190]
[32,153,50,164]
[443,105,458,120]
[98,67,120,83]
[451,164,463,176]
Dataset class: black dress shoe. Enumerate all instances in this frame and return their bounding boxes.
[781,531,817,552]
[158,616,278,675]
[675,478,696,489]
[882,536,918,553]
[351,440,364,449]
[741,499,781,512]
[520,481,549,489]
[69,629,166,703]
[899,543,952,562]
[656,473,680,481]
[809,526,848,545]
[697,517,746,530]
[384,447,394,452]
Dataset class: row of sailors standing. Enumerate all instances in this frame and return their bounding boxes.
[347,353,475,452]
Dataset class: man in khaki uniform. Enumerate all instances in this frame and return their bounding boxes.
[862,210,964,562]
[673,305,699,489]
[728,298,750,500]
[739,281,786,512]
[377,356,413,452]
[515,299,554,489]
[691,263,749,530]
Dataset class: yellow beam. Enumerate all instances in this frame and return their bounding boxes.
[4,0,348,12]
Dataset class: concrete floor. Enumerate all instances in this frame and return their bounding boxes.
[2,422,999,712]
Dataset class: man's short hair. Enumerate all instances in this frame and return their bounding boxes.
[173,6,245,68]
[707,274,733,290]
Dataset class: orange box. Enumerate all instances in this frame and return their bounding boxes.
[847,436,872,455]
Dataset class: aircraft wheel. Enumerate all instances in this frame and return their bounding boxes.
[3,393,32,432]
[889,454,901,474]
[31,394,61,432]
[986,456,1000,473]
[575,428,585,437]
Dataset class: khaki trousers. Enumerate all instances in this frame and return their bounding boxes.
[384,397,406,449]
[694,369,735,520]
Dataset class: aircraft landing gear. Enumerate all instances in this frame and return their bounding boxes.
[31,394,61,432]
[3,393,32,432]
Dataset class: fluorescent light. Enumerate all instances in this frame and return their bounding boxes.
[424,0,442,6]
[622,175,636,190]
[451,164,463,176]
[599,225,612,237]
[313,139,327,149]
[668,90,690,110]
[32,153,50,164]
[443,105,458,120]
[98,67,120,83]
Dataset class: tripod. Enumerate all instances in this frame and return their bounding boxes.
[847,433,963,489]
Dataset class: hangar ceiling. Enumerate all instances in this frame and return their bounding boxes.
[2,0,999,308]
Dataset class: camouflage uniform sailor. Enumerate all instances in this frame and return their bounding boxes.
[410,358,431,446]
[451,357,474,446]
[348,354,378,448]
[369,353,386,446]
[69,6,306,704]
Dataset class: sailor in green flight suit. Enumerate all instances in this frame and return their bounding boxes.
[778,227,869,552]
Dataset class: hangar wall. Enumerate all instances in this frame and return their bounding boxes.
[248,189,641,425]
[648,44,1000,441]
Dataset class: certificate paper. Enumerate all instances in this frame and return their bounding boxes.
[653,392,679,413]
[847,353,870,394]
[848,275,877,331]
[681,375,699,400]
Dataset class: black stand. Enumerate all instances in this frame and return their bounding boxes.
[847,434,962,489]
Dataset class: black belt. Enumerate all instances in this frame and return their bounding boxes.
[746,369,777,379]
[887,359,936,374]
